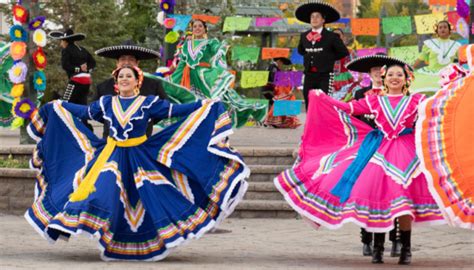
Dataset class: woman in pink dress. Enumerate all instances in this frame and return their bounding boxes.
[275,57,445,265]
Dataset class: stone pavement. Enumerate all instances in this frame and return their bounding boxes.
[0,215,473,269]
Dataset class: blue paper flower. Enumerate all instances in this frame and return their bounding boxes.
[34,71,47,91]
[9,25,27,42]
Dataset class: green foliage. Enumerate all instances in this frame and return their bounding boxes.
[0,154,29,169]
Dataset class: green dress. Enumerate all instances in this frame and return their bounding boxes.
[411,38,462,93]
[167,38,268,128]
[0,42,14,127]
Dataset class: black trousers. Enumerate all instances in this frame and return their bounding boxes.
[303,72,330,110]
[63,81,90,105]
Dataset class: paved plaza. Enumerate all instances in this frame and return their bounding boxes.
[1,215,473,269]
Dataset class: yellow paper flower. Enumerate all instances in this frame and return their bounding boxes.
[10,117,24,130]
[10,84,25,98]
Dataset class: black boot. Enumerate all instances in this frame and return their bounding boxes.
[372,233,385,264]
[398,230,412,265]
[361,228,373,256]
[389,219,401,257]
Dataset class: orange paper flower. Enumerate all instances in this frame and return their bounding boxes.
[10,42,27,60]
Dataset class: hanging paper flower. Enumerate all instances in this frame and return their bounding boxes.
[457,0,470,18]
[10,42,27,60]
[28,16,46,30]
[10,117,25,130]
[164,18,176,29]
[33,29,47,47]
[8,62,28,84]
[13,5,28,24]
[164,31,179,43]
[34,71,47,91]
[160,0,175,13]
[33,48,47,69]
[10,84,25,98]
[9,25,27,42]
[157,11,165,25]
[14,98,36,119]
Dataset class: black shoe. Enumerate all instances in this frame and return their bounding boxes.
[371,246,384,264]
[363,243,372,256]
[398,230,412,265]
[398,247,412,265]
[391,240,401,257]
[371,233,385,264]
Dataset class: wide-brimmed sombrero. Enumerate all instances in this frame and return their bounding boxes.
[48,29,86,42]
[95,40,160,60]
[274,57,292,65]
[346,54,410,73]
[295,1,340,24]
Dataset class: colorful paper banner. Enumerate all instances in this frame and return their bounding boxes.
[261,48,290,60]
[389,46,420,65]
[240,71,269,88]
[168,14,192,32]
[192,14,220,24]
[382,16,412,35]
[290,48,304,65]
[255,17,282,27]
[356,47,387,57]
[414,13,444,34]
[326,18,351,31]
[273,100,302,116]
[231,46,260,63]
[274,71,303,87]
[287,17,305,25]
[351,18,380,36]
[223,17,252,32]
[428,0,456,5]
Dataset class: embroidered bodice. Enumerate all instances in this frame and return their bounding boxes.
[61,95,201,141]
[329,93,425,139]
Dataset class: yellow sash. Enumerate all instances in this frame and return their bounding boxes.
[69,135,147,202]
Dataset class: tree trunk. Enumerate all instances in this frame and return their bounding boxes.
[19,0,38,145]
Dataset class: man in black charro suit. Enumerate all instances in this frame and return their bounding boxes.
[295,1,349,109]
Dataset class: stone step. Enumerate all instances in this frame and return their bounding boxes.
[248,165,289,182]
[231,200,297,219]
[0,146,296,166]
[0,168,296,218]
[244,182,283,200]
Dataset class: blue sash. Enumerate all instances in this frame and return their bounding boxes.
[330,128,413,203]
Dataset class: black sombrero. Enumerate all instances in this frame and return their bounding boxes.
[346,54,411,73]
[274,57,292,65]
[48,29,86,42]
[295,1,340,24]
[95,40,160,60]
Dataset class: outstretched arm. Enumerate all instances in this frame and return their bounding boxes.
[313,90,371,115]
[61,100,104,122]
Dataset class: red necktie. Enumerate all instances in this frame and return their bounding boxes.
[306,31,321,42]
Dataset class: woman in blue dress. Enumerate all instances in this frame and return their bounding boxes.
[25,65,249,261]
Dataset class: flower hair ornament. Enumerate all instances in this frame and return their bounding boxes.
[403,64,415,89]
